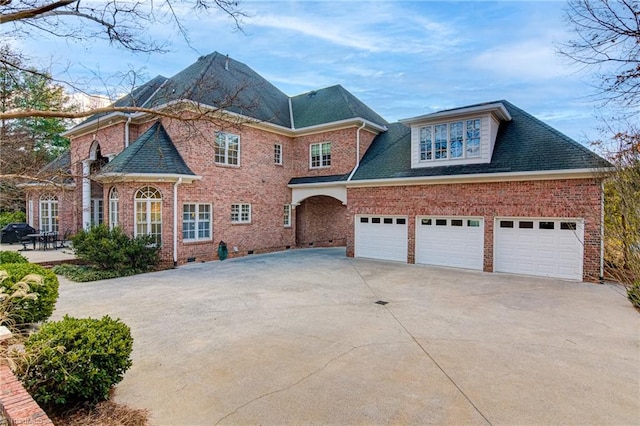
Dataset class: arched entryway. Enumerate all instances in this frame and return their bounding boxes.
[295,195,347,247]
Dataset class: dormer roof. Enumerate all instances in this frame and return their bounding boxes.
[350,100,611,182]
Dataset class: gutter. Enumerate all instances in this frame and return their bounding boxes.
[345,167,615,188]
[124,116,132,148]
[600,181,605,283]
[347,121,366,181]
[173,177,182,267]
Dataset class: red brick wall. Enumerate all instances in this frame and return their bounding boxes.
[346,178,603,281]
[0,365,53,425]
[25,188,78,236]
[291,128,376,177]
[295,196,347,247]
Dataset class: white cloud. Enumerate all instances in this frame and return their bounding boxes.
[469,40,569,80]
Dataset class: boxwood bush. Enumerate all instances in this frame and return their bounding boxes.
[0,263,59,324]
[18,315,134,407]
[72,224,160,272]
[0,251,28,264]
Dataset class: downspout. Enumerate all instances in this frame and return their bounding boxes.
[173,177,183,267]
[600,180,605,283]
[347,121,366,181]
[124,116,132,148]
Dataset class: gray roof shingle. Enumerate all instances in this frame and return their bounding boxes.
[147,52,292,127]
[351,100,611,181]
[291,85,387,129]
[99,122,196,177]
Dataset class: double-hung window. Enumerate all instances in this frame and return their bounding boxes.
[215,132,240,165]
[183,204,212,241]
[231,203,251,223]
[310,142,331,168]
[419,118,481,161]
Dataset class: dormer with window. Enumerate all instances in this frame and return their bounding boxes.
[401,102,511,169]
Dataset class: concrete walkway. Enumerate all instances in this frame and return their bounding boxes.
[52,248,639,425]
[0,242,76,264]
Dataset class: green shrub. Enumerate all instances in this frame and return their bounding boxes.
[628,281,640,309]
[0,251,28,264]
[0,211,26,228]
[0,263,58,324]
[72,224,160,272]
[52,264,136,282]
[18,315,134,407]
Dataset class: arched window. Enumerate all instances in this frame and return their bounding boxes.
[109,187,119,229]
[134,186,162,243]
[39,194,59,233]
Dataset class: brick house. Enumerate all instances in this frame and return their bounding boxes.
[24,52,610,281]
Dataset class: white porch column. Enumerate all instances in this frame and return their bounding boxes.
[82,160,92,229]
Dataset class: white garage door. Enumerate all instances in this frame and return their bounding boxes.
[494,218,584,280]
[415,217,484,270]
[355,216,407,262]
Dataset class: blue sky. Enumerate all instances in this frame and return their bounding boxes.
[13,1,606,144]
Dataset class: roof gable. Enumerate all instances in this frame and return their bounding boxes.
[99,122,196,177]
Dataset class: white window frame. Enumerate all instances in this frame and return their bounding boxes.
[231,203,251,224]
[274,143,283,165]
[39,194,59,233]
[214,132,240,166]
[109,187,119,229]
[283,204,291,227]
[91,198,104,226]
[310,142,331,168]
[183,203,212,241]
[419,118,481,161]
[134,186,162,243]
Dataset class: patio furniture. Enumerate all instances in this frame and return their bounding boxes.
[1,223,36,245]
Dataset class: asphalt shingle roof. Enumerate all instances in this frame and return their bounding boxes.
[99,122,196,177]
[79,75,168,125]
[351,100,611,181]
[70,53,388,132]
[36,150,73,185]
[147,52,292,127]
[291,85,387,129]
[288,174,350,185]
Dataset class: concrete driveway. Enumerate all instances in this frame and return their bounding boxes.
[52,248,639,425]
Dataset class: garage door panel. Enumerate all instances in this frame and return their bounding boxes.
[355,216,407,262]
[416,217,484,271]
[495,218,583,280]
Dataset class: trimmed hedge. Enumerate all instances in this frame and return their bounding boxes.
[0,263,59,324]
[19,315,134,407]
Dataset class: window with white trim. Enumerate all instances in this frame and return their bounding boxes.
[183,204,212,241]
[91,198,104,226]
[419,118,481,161]
[109,187,119,229]
[283,204,291,227]
[214,132,240,165]
[274,143,282,165]
[39,194,58,233]
[231,203,251,223]
[135,186,162,243]
[310,142,331,168]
